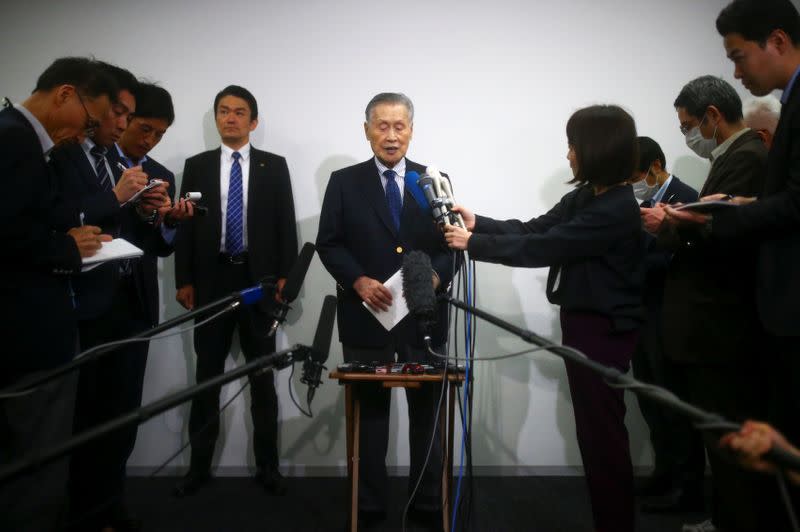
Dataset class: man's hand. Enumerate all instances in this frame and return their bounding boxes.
[444,223,471,250]
[163,197,195,226]
[67,225,112,258]
[176,284,195,310]
[275,277,287,303]
[640,205,667,234]
[663,204,711,227]
[450,204,476,231]
[702,193,757,206]
[354,276,392,312]
[140,181,170,213]
[113,165,148,204]
[719,420,800,484]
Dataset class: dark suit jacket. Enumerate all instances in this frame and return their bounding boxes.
[175,146,298,313]
[49,142,128,320]
[712,82,800,337]
[661,130,767,364]
[316,159,456,348]
[106,147,176,326]
[0,107,81,381]
[468,184,644,332]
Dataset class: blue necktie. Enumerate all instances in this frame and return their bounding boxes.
[225,151,244,255]
[384,169,401,231]
[90,145,112,193]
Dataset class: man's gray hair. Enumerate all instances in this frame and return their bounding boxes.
[365,92,414,123]
[743,95,782,134]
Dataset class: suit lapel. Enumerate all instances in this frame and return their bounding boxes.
[246,146,264,237]
[207,148,223,247]
[69,143,100,189]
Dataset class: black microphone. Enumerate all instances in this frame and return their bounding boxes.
[301,294,337,404]
[268,242,316,337]
[402,250,437,338]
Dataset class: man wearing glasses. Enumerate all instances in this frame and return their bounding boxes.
[0,57,116,532]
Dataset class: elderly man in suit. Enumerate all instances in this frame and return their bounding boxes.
[174,85,297,498]
[316,92,456,528]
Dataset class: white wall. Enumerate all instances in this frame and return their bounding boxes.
[1,0,750,475]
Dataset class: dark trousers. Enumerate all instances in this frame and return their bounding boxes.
[631,331,705,489]
[676,362,775,531]
[560,310,638,532]
[0,371,77,532]
[188,260,279,473]
[69,277,150,530]
[343,342,443,513]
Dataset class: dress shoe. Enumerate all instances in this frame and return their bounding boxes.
[254,468,287,496]
[172,470,212,498]
[356,509,387,529]
[641,487,705,513]
[634,473,673,497]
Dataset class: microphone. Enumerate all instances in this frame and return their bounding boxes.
[301,294,337,404]
[404,170,430,213]
[268,242,316,337]
[427,166,465,229]
[401,250,437,338]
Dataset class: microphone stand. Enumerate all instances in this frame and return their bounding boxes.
[3,282,277,394]
[0,344,310,484]
[440,294,800,475]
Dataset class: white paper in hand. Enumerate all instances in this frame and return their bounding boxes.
[362,269,409,331]
[81,238,143,272]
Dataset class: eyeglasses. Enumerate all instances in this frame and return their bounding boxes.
[679,113,707,136]
[75,90,100,135]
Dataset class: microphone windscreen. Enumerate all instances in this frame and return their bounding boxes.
[402,251,436,319]
[404,171,430,213]
[312,295,337,364]
[282,242,316,303]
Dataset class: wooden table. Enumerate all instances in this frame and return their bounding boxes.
[329,371,466,532]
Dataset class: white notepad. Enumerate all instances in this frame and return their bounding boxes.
[81,238,144,272]
[362,268,409,331]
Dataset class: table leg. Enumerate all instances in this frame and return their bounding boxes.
[440,379,450,532]
[351,388,361,532]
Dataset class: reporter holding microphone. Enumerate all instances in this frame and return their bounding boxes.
[444,105,644,532]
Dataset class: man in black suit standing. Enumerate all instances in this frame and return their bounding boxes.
[174,85,297,497]
[316,92,456,527]
[630,137,706,513]
[0,57,115,532]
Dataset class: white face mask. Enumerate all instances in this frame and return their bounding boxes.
[632,165,658,203]
[684,114,718,159]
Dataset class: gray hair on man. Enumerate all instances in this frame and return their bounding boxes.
[365,92,414,123]
[743,95,781,134]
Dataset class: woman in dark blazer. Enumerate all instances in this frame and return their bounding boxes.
[445,105,644,532]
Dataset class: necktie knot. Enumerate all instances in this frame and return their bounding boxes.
[90,145,107,159]
[232,151,241,161]
[383,169,396,179]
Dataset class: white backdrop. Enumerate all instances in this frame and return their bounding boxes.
[1,0,765,475]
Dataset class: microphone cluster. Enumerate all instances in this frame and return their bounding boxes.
[405,167,465,229]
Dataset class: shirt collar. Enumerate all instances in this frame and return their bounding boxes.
[221,143,251,162]
[13,103,54,158]
[710,127,750,162]
[114,142,147,167]
[374,156,406,180]
[782,65,800,105]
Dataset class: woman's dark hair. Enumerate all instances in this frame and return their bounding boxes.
[133,83,175,125]
[716,0,800,46]
[566,105,638,187]
[213,85,258,120]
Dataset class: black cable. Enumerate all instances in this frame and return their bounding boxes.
[288,362,312,418]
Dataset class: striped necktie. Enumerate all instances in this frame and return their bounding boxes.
[90,145,112,192]
[225,151,245,255]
